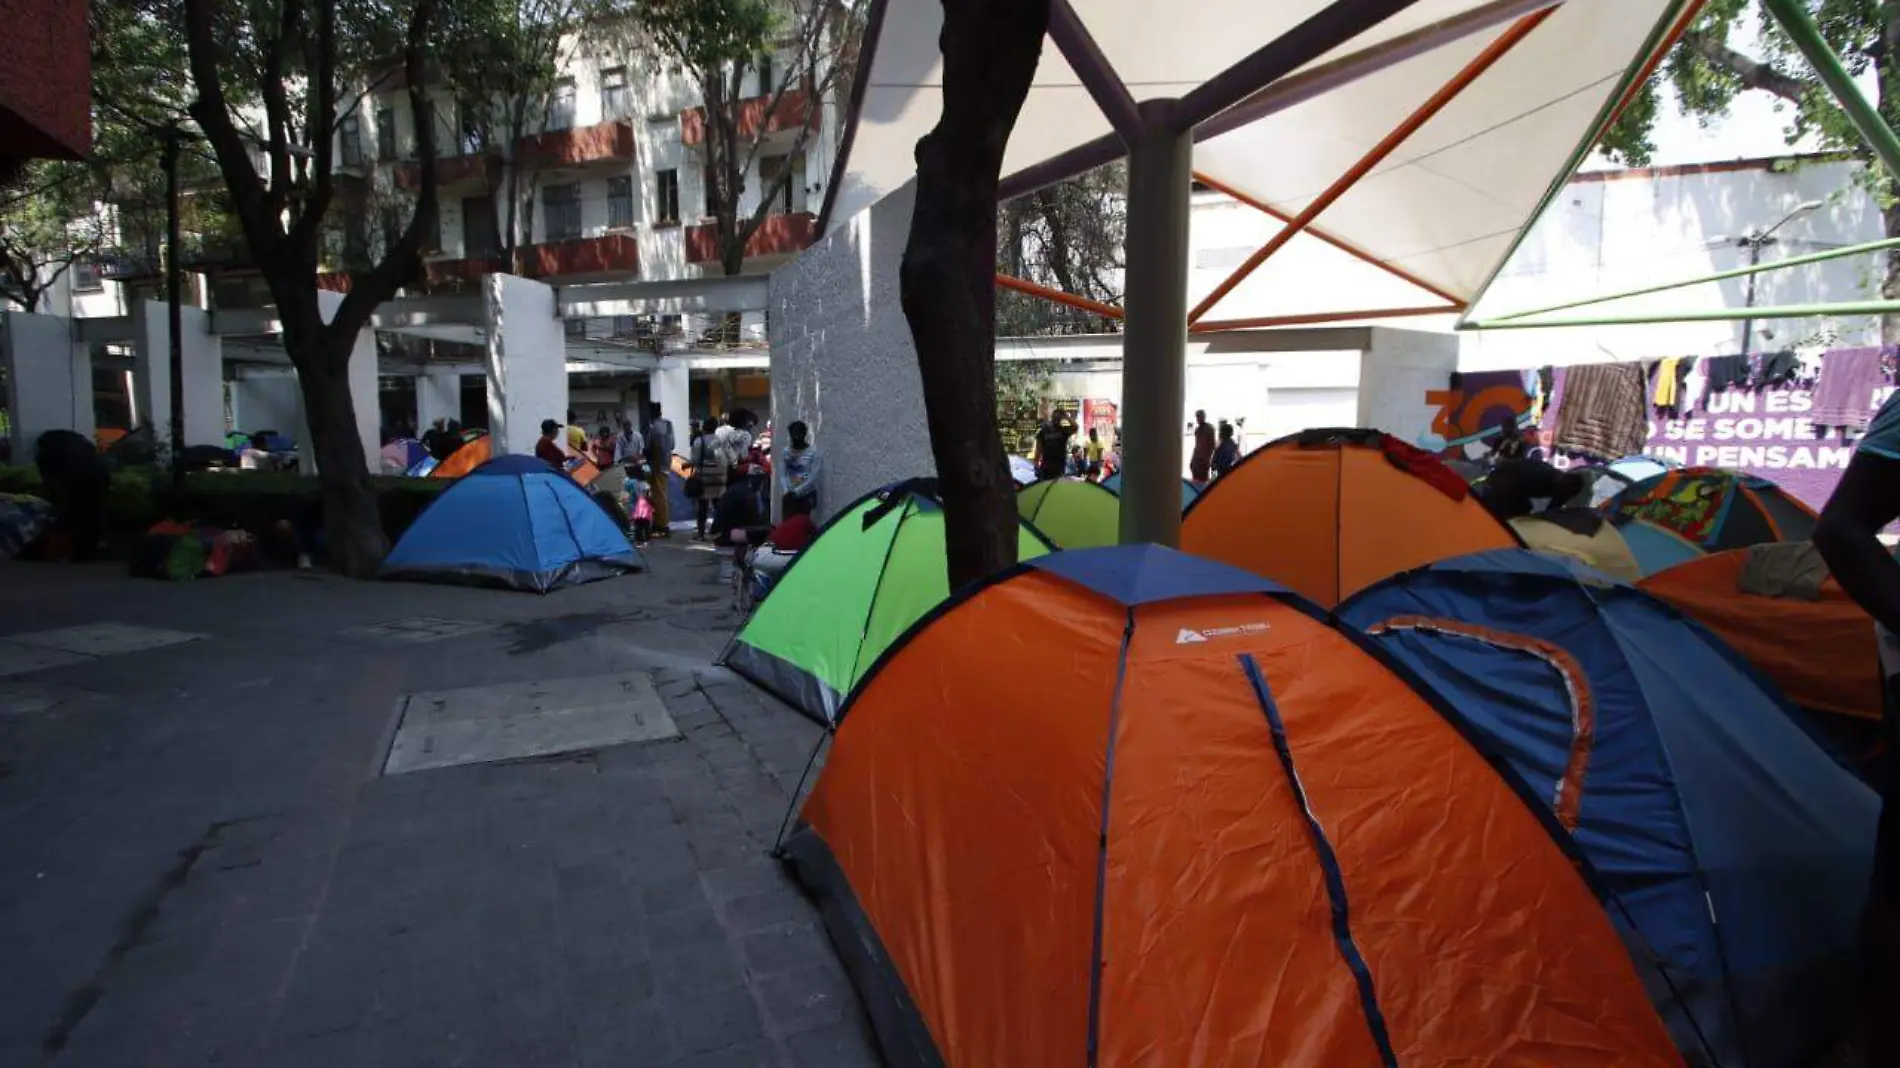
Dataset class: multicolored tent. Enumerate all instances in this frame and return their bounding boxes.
[1642,544,1884,724]
[784,545,1681,1067]
[1604,467,1816,550]
[1016,478,1120,548]
[382,455,642,592]
[428,433,492,479]
[1509,510,1703,582]
[719,479,1056,723]
[1099,471,1200,511]
[1583,454,1678,507]
[1339,550,1877,1067]
[1181,427,1521,607]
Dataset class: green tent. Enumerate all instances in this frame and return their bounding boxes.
[720,479,1057,724]
[1017,478,1121,549]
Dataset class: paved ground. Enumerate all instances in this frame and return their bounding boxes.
[0,540,879,1067]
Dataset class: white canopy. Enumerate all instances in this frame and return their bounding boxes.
[819,0,1690,319]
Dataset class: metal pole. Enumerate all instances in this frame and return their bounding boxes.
[163,126,186,492]
[1463,298,1900,329]
[1763,0,1900,180]
[1738,237,1763,358]
[1119,100,1192,548]
[1483,235,1900,322]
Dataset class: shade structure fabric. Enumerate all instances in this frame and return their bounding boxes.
[783,544,1681,1068]
[1016,478,1121,548]
[719,480,1056,724]
[1181,427,1521,607]
[1509,511,1703,582]
[823,0,1690,317]
[1339,550,1878,1068]
[1604,467,1818,551]
[1642,547,1884,722]
[1099,471,1201,510]
[381,454,643,593]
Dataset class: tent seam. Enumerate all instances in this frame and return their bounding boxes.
[1084,608,1136,1066]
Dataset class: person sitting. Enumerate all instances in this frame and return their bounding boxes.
[738,493,819,609]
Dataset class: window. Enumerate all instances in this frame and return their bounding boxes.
[547,80,576,131]
[607,176,634,229]
[375,108,396,161]
[339,116,363,167]
[564,317,586,339]
[756,54,774,96]
[612,314,638,338]
[463,195,499,257]
[600,67,630,120]
[654,169,679,225]
[542,183,581,241]
[70,261,101,293]
[458,103,484,156]
[760,155,794,215]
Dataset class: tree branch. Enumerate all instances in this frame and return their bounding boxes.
[291,0,340,252]
[1686,29,1806,103]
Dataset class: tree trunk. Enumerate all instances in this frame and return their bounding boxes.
[286,326,387,577]
[900,0,1049,589]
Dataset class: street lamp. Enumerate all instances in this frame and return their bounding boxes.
[1737,199,1824,357]
[162,122,187,491]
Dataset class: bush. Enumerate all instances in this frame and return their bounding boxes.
[154,470,448,542]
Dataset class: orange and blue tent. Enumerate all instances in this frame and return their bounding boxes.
[1339,550,1877,1067]
[1181,427,1521,607]
[1604,467,1816,551]
[784,544,1682,1067]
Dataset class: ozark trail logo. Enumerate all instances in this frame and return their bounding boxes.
[1175,622,1270,645]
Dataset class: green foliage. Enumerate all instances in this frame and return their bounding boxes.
[994,359,1058,454]
[634,0,778,71]
[996,163,1125,336]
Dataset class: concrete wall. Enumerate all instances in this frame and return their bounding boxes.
[1358,327,1462,446]
[0,311,92,457]
[130,300,223,449]
[768,181,931,521]
[484,273,567,455]
[416,368,460,429]
[230,369,303,435]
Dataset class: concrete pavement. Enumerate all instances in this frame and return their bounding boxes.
[0,542,878,1067]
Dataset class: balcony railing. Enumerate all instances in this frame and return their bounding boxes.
[393,151,498,191]
[518,233,639,279]
[680,89,812,147]
[515,120,634,167]
[685,211,816,265]
[424,253,503,286]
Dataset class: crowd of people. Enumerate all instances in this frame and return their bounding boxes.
[1027,407,1250,488]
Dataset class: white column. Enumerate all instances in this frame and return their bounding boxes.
[416,367,460,429]
[482,273,566,455]
[0,311,91,458]
[650,363,689,450]
[131,299,223,450]
[230,369,305,435]
[1356,326,1462,445]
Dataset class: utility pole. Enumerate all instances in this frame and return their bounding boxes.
[163,123,186,492]
[1736,199,1822,359]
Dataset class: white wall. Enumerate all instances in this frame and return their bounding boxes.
[1,312,92,457]
[131,299,224,449]
[768,182,931,521]
[484,273,568,455]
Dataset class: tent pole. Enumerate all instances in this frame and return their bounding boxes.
[1762,0,1900,180]
[1484,236,1900,322]
[996,272,1125,320]
[1192,305,1461,331]
[1464,298,1900,329]
[1186,8,1557,326]
[1120,99,1193,548]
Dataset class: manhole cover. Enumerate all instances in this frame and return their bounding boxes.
[383,671,679,775]
[342,617,496,644]
[9,623,204,657]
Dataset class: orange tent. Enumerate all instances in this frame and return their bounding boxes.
[1181,427,1521,607]
[785,545,1683,1068]
[1641,547,1881,722]
[428,434,492,479]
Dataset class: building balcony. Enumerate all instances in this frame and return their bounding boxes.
[680,89,813,147]
[685,212,815,265]
[424,253,503,286]
[515,120,634,167]
[393,151,498,191]
[518,233,639,279]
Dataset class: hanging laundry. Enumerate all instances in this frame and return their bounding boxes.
[1552,361,1647,461]
[1756,349,1799,390]
[1703,354,1750,398]
[1650,356,1695,417]
[1811,346,1887,432]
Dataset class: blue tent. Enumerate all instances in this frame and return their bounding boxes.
[1099,471,1200,511]
[382,454,643,592]
[1338,550,1876,1068]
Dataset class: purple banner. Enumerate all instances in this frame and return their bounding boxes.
[1641,383,1896,513]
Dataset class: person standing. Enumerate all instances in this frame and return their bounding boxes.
[1211,420,1241,478]
[645,403,675,538]
[614,418,644,465]
[693,415,733,540]
[1189,410,1215,484]
[534,419,567,468]
[1813,393,1900,1066]
[783,420,822,511]
[1033,412,1073,481]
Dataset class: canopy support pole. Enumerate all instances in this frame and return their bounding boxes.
[1762,0,1900,181]
[1047,0,1144,144]
[1464,298,1900,330]
[1188,7,1556,326]
[1193,305,1461,331]
[1119,99,1193,548]
[995,272,1125,320]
